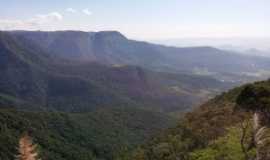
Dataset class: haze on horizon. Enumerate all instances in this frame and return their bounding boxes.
[0,0,269,50]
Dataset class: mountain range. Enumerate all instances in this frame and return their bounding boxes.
[9,30,270,82]
[0,31,232,113]
[0,30,270,160]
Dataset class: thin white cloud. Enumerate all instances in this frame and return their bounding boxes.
[35,12,63,23]
[0,12,63,30]
[66,8,77,13]
[0,20,26,30]
[82,9,92,16]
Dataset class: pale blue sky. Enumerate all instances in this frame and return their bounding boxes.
[0,0,269,39]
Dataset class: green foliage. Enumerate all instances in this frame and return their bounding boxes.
[0,108,175,160]
[127,121,256,160]
[237,83,270,112]
[120,125,200,160]
[190,125,256,160]
[190,148,218,160]
[123,81,270,160]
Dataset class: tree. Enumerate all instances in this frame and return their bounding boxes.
[236,84,270,160]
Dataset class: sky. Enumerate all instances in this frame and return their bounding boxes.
[0,0,269,40]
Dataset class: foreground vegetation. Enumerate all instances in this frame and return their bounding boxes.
[0,107,175,160]
[120,80,270,160]
[2,80,270,160]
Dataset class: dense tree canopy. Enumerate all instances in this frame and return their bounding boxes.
[236,84,270,112]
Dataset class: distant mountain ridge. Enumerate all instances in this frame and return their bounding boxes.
[0,31,229,113]
[7,30,270,82]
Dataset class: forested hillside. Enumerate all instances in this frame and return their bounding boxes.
[124,80,270,160]
[0,107,175,160]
